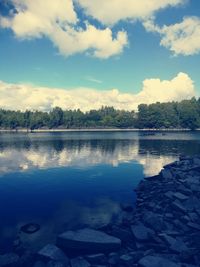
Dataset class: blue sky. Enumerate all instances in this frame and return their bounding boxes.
[0,0,199,111]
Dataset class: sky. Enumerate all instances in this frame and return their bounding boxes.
[0,0,200,111]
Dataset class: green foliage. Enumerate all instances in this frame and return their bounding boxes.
[136,98,200,130]
[0,98,200,130]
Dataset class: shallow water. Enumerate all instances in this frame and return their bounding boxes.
[0,131,200,252]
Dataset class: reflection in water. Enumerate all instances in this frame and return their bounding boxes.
[0,132,200,252]
[0,135,196,177]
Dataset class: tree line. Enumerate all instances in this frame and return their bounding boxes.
[0,98,200,130]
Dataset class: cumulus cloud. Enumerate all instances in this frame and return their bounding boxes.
[144,16,200,56]
[0,72,195,112]
[0,0,187,58]
[77,0,185,25]
[0,0,128,58]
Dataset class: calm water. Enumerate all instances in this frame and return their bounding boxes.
[0,131,200,252]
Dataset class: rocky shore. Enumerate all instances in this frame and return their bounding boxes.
[1,156,200,267]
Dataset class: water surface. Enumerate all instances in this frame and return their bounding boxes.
[0,131,200,251]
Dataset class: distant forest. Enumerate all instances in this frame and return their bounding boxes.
[0,98,200,130]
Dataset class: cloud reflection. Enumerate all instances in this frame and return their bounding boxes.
[0,138,178,177]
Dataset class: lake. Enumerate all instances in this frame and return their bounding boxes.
[0,131,200,252]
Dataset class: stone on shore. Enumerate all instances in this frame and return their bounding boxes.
[38,244,69,264]
[138,255,181,267]
[131,223,153,241]
[57,228,121,253]
[85,254,107,265]
[70,257,91,267]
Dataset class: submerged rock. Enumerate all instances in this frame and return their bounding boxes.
[20,223,40,234]
[0,253,19,267]
[57,228,121,253]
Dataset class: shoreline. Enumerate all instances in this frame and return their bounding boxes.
[0,128,199,133]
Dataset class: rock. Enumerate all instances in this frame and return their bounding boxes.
[70,257,91,267]
[138,255,180,267]
[173,192,189,201]
[193,157,200,165]
[85,254,107,265]
[46,261,68,267]
[38,244,68,264]
[120,254,135,266]
[164,191,174,200]
[33,262,46,267]
[143,212,165,232]
[0,253,20,267]
[108,253,119,265]
[161,169,174,180]
[131,223,154,241]
[171,200,186,213]
[129,251,144,263]
[144,175,160,181]
[184,197,200,212]
[187,222,200,231]
[20,223,40,234]
[111,226,133,243]
[188,212,199,222]
[57,228,121,253]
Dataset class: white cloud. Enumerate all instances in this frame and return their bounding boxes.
[0,72,195,112]
[144,16,200,56]
[77,0,185,25]
[0,0,187,58]
[0,0,128,58]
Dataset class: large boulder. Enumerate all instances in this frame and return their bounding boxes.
[57,228,121,253]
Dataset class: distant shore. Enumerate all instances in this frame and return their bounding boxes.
[0,128,199,133]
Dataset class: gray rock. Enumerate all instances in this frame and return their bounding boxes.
[70,257,90,267]
[131,223,153,241]
[173,192,188,201]
[188,212,199,222]
[159,233,188,253]
[85,254,107,265]
[184,197,200,212]
[171,200,186,213]
[143,212,165,231]
[57,228,121,253]
[187,222,200,231]
[111,227,133,242]
[38,244,68,264]
[120,254,135,266]
[161,169,173,180]
[108,253,119,265]
[164,191,174,200]
[0,253,19,267]
[138,255,180,267]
